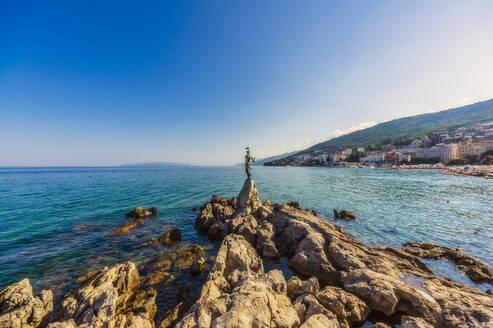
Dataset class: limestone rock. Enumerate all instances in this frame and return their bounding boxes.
[159,228,182,245]
[401,315,434,328]
[176,234,299,328]
[0,278,53,328]
[299,313,340,328]
[423,277,493,327]
[195,184,493,328]
[236,179,261,213]
[341,269,441,326]
[315,285,369,328]
[47,320,77,328]
[126,207,157,219]
[403,241,493,284]
[50,262,155,328]
[370,323,392,328]
[293,293,334,324]
[286,276,319,299]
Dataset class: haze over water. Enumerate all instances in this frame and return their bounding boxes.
[0,166,492,297]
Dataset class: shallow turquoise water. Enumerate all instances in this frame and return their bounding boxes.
[0,166,492,294]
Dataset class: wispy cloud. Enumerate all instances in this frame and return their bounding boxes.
[325,121,377,140]
[461,97,473,106]
[273,121,378,156]
[293,138,311,150]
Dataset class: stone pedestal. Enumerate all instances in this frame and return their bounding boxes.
[237,178,261,213]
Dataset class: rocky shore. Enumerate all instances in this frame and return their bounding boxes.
[441,165,493,179]
[1,179,492,327]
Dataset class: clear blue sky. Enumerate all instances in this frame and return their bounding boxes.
[1,1,492,165]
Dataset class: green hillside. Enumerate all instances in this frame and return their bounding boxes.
[265,98,493,165]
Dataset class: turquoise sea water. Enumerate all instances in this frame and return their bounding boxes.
[1,166,492,298]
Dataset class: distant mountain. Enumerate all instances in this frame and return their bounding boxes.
[265,98,493,165]
[120,162,191,167]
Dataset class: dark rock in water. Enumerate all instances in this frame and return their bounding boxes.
[159,229,182,245]
[73,222,93,230]
[125,206,157,219]
[403,241,493,284]
[148,207,158,216]
[0,278,53,328]
[334,209,356,220]
[287,201,300,209]
[192,207,197,212]
[110,206,158,235]
[190,257,205,276]
[48,261,156,328]
[110,218,145,235]
[140,243,204,288]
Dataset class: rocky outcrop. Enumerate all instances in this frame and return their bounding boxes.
[110,207,158,235]
[48,262,156,328]
[126,207,158,219]
[403,241,493,284]
[423,277,493,327]
[236,179,261,213]
[158,229,182,245]
[0,278,53,328]
[176,234,300,328]
[333,209,356,220]
[193,179,493,328]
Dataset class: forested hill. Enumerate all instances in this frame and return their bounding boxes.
[265,98,493,165]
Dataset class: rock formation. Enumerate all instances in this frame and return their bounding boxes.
[176,234,300,328]
[110,207,158,235]
[403,241,493,284]
[126,207,158,219]
[0,278,53,328]
[5,178,493,327]
[192,178,493,327]
[159,229,182,245]
[48,262,156,328]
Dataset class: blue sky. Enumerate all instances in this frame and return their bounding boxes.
[1,1,492,165]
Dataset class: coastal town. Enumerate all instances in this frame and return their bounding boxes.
[276,122,493,169]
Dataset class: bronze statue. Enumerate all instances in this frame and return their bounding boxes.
[245,147,256,179]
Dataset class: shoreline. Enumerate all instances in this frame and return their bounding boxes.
[1,179,492,328]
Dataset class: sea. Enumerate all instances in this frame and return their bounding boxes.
[1,165,492,303]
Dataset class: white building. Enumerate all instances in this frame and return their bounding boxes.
[416,143,457,163]
[366,151,386,162]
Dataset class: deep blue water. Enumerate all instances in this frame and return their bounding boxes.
[0,166,492,295]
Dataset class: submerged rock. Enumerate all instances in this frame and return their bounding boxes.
[402,241,493,284]
[49,262,156,328]
[158,229,182,245]
[0,278,53,328]
[333,209,356,220]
